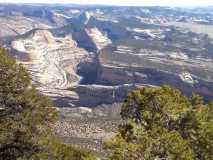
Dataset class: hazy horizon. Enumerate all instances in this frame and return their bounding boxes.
[0,0,212,7]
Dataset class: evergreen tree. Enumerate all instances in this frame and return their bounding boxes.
[105,86,213,160]
[0,47,97,160]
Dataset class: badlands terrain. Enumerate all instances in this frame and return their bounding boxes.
[0,4,213,155]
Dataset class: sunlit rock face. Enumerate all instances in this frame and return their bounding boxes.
[12,29,89,89]
[86,27,112,51]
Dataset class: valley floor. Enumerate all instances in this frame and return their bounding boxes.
[51,106,122,157]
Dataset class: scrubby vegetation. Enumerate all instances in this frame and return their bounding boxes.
[0,47,97,160]
[105,86,213,160]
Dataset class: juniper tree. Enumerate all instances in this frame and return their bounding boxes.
[0,47,97,160]
[105,86,213,160]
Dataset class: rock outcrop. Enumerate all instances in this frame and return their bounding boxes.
[71,84,140,107]
[11,29,89,90]
[85,27,111,51]
[96,45,213,101]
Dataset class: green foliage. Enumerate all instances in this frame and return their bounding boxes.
[0,48,97,160]
[105,86,213,160]
[30,137,98,160]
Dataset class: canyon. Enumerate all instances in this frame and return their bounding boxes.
[0,4,213,155]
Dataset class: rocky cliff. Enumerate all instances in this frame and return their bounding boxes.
[71,84,139,107]
[11,29,89,90]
